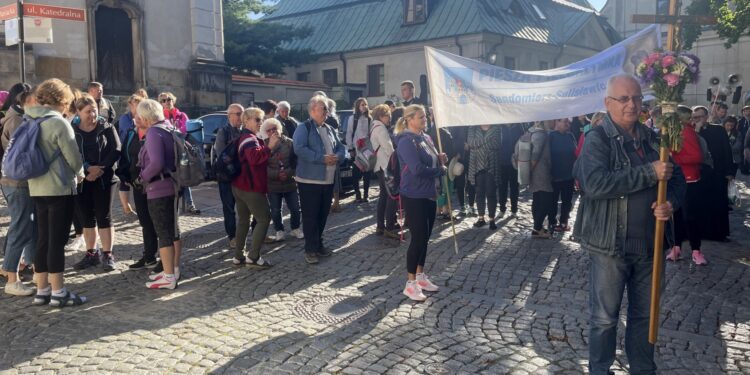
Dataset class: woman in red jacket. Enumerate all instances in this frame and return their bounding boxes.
[668,106,707,265]
[232,107,277,267]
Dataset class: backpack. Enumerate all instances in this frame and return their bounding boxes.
[154,124,205,188]
[354,122,381,172]
[212,134,256,183]
[513,130,534,186]
[383,151,401,198]
[2,115,59,180]
[115,128,137,183]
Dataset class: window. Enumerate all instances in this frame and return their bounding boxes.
[367,64,385,96]
[504,57,516,70]
[539,61,549,70]
[323,69,338,86]
[403,0,428,25]
[296,72,310,82]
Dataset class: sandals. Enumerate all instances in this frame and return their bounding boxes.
[49,291,88,308]
[32,294,51,306]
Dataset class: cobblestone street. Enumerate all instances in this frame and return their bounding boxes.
[0,176,749,375]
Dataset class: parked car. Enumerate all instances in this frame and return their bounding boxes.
[335,110,355,192]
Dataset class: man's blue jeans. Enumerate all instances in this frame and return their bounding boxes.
[268,190,301,232]
[1,185,36,273]
[218,181,236,239]
[589,251,664,375]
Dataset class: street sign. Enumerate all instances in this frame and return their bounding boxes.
[0,3,85,22]
[5,16,52,45]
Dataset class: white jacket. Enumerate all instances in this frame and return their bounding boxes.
[369,120,394,173]
[345,115,371,151]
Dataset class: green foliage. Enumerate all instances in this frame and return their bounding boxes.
[683,0,750,49]
[223,0,316,76]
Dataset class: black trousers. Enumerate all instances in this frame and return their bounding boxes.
[352,168,372,199]
[298,182,334,253]
[375,171,397,229]
[75,180,115,228]
[475,171,497,218]
[498,164,519,213]
[454,173,475,208]
[674,181,703,250]
[34,195,75,274]
[133,187,159,261]
[148,195,180,248]
[403,196,436,274]
[551,179,575,226]
[532,191,555,231]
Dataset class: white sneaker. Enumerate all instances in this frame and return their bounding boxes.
[403,280,427,302]
[66,236,85,251]
[416,273,439,292]
[148,268,180,281]
[146,276,177,289]
[274,231,285,242]
[4,281,35,296]
[290,228,304,239]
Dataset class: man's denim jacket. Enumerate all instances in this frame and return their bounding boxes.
[572,115,686,256]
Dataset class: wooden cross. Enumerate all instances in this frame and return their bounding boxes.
[631,0,717,345]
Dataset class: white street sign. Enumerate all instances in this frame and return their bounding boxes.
[4,17,53,46]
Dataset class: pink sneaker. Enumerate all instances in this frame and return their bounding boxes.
[666,246,681,261]
[149,268,180,281]
[146,275,177,289]
[692,250,707,265]
[416,273,439,292]
[403,281,426,301]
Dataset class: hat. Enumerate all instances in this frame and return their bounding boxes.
[448,156,464,181]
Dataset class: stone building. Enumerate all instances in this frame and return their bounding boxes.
[600,0,750,109]
[0,0,228,115]
[265,0,620,106]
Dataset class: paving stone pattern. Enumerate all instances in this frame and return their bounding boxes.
[0,175,749,375]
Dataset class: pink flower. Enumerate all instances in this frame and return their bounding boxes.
[661,55,676,67]
[664,73,680,87]
[644,53,661,65]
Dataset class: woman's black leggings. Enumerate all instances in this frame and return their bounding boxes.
[403,196,436,274]
[454,173,475,208]
[674,181,702,250]
[353,168,372,199]
[34,195,75,274]
[75,180,114,228]
[475,171,497,218]
[532,191,555,231]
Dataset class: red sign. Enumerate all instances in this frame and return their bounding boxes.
[0,3,16,21]
[0,3,85,22]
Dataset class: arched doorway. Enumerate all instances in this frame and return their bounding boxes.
[95,6,133,93]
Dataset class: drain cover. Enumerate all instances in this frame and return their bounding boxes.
[292,296,375,325]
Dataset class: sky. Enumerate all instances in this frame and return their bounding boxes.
[589,0,607,11]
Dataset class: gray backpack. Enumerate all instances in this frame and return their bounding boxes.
[154,124,205,188]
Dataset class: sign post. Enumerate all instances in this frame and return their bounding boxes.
[17,0,24,82]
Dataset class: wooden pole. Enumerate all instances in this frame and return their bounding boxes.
[432,117,459,255]
[649,0,678,346]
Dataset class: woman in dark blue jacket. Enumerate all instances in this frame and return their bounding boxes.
[395,104,447,302]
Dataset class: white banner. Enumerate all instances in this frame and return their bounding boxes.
[425,25,660,126]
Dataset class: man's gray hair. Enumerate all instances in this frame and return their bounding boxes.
[227,103,244,112]
[309,95,328,110]
[137,99,165,124]
[605,74,641,97]
[277,101,291,111]
[313,91,327,98]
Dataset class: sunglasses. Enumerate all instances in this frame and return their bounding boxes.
[160,98,173,103]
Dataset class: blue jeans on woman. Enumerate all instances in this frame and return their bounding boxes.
[589,251,663,375]
[1,185,36,273]
[268,190,301,232]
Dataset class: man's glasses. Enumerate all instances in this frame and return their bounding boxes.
[608,95,644,104]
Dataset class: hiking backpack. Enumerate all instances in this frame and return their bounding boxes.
[212,135,256,183]
[354,122,382,173]
[154,124,205,188]
[2,115,59,180]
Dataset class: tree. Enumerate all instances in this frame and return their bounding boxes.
[223,0,315,76]
[683,0,750,49]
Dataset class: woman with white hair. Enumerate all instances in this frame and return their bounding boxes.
[275,100,298,137]
[264,118,302,241]
[137,99,184,289]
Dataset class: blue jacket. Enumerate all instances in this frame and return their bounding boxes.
[118,112,135,143]
[396,131,445,199]
[293,119,346,181]
[573,115,686,256]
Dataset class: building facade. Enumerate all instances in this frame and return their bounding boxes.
[600,0,750,110]
[266,0,620,107]
[0,0,229,116]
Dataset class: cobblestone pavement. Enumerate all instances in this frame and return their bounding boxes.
[0,175,749,375]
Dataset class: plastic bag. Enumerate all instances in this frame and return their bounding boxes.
[728,180,741,207]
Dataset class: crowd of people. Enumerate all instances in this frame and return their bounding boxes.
[0,77,744,322]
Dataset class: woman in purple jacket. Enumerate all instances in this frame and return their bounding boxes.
[394,105,447,302]
[136,99,183,290]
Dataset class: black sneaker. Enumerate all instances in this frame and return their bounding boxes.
[73,250,101,270]
[186,205,201,215]
[489,221,497,230]
[473,219,486,228]
[305,252,319,264]
[101,252,116,272]
[152,260,163,274]
[129,258,157,270]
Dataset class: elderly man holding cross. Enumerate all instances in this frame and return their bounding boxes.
[573,74,686,375]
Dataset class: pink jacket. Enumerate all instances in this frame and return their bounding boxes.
[164,108,188,134]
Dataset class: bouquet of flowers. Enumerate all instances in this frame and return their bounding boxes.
[635,51,701,151]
